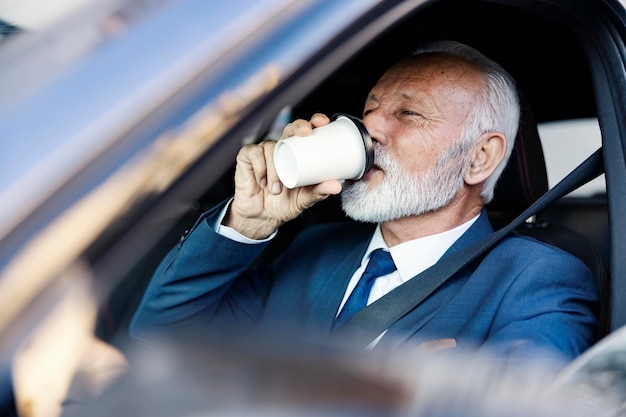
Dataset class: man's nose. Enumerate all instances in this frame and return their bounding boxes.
[363,111,388,146]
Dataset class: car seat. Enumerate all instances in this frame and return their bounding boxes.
[487,95,610,341]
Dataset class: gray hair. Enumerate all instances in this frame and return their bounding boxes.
[412,41,520,203]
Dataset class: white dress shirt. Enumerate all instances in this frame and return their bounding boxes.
[340,219,478,311]
[214,200,478,345]
[339,219,478,347]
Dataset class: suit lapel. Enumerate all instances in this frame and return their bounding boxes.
[443,209,495,255]
[306,227,373,333]
[375,210,495,348]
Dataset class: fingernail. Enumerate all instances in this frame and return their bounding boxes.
[295,123,308,136]
[260,178,267,188]
[271,182,282,194]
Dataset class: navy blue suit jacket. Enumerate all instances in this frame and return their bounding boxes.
[131,201,599,361]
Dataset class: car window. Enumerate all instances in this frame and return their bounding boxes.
[537,118,606,197]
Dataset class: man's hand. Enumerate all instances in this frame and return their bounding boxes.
[224,113,343,239]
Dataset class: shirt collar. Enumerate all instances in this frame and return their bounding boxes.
[364,215,480,282]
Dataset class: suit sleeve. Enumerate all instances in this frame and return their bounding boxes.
[129,201,273,343]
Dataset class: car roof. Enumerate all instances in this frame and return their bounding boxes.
[296,0,598,124]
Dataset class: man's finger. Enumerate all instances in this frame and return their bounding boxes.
[310,113,331,128]
[242,144,270,189]
[311,180,343,197]
[281,119,312,139]
[260,141,282,195]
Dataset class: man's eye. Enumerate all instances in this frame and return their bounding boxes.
[402,110,419,116]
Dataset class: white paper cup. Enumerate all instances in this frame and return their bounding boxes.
[274,114,374,189]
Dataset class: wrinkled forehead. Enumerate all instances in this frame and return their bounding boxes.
[373,53,485,94]
[367,53,484,110]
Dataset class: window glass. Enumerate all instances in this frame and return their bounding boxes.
[537,118,605,197]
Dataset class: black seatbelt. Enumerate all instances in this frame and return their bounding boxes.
[335,147,605,345]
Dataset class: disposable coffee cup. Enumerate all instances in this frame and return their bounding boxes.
[274,114,374,189]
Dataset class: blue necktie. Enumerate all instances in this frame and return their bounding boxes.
[333,248,396,329]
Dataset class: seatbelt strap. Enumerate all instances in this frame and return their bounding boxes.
[335,147,605,345]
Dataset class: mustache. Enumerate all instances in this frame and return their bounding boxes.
[373,144,394,171]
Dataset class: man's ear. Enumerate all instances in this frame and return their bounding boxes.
[464,132,507,185]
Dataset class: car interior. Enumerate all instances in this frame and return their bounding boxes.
[4,1,626,416]
[95,0,614,357]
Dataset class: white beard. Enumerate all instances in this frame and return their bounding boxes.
[341,143,469,223]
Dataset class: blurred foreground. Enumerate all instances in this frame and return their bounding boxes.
[54,325,626,417]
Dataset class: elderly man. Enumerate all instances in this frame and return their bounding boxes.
[130,41,598,361]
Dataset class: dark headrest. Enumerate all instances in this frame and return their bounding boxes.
[488,96,549,217]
